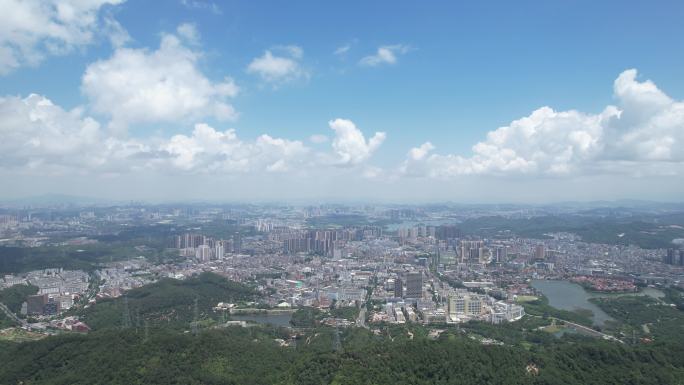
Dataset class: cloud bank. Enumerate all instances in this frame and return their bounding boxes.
[1,67,682,200]
[402,69,684,179]
[0,93,384,177]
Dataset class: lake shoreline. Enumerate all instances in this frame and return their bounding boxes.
[229,308,296,315]
[531,279,615,327]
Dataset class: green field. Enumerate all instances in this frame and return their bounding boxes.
[0,328,46,343]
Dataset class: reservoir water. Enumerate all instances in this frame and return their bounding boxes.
[531,280,665,327]
[229,313,293,328]
[531,280,614,326]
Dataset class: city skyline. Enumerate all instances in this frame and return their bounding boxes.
[2,3,684,383]
[2,1,684,202]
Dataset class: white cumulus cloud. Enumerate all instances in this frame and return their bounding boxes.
[0,0,125,74]
[82,24,238,134]
[0,94,389,178]
[309,134,329,144]
[359,44,410,67]
[334,44,351,56]
[0,93,147,174]
[408,142,435,161]
[329,118,386,166]
[402,69,684,178]
[246,45,307,84]
[176,23,200,45]
[160,123,309,173]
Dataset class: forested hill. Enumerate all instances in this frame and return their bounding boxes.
[458,213,684,248]
[81,272,258,330]
[2,274,684,384]
[0,325,683,385]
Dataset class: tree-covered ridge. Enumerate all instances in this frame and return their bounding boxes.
[0,311,17,328]
[2,274,684,384]
[458,214,684,248]
[0,283,39,313]
[0,243,173,274]
[592,293,684,345]
[0,284,38,328]
[81,272,257,330]
[0,325,683,385]
[0,328,294,385]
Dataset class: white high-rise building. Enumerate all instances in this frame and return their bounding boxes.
[214,242,225,260]
[195,245,212,262]
[447,294,483,317]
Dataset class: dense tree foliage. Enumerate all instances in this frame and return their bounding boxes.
[0,311,17,328]
[2,274,684,384]
[1,324,683,385]
[290,307,320,327]
[0,283,39,313]
[329,306,360,321]
[663,287,684,311]
[592,295,684,346]
[519,295,592,326]
[0,244,173,274]
[0,327,294,385]
[81,272,257,330]
[458,214,684,248]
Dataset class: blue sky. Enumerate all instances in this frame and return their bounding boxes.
[1,0,684,202]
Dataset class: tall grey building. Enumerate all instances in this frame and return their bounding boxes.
[405,272,423,299]
[394,277,403,298]
[233,233,242,253]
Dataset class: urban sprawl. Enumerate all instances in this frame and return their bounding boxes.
[1,205,683,336]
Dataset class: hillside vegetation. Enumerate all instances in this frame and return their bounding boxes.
[2,274,684,385]
[81,272,257,330]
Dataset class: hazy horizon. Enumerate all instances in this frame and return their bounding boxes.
[2,192,684,208]
[2,1,683,202]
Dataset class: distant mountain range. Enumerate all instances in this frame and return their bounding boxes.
[0,194,683,210]
[0,194,114,207]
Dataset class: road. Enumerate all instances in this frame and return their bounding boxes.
[356,306,368,329]
[0,302,27,328]
[528,313,621,342]
[559,318,621,342]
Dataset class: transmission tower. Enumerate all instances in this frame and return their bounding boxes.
[122,294,131,330]
[191,297,199,336]
[144,319,149,342]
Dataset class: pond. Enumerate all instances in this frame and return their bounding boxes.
[531,280,615,326]
[229,313,293,328]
